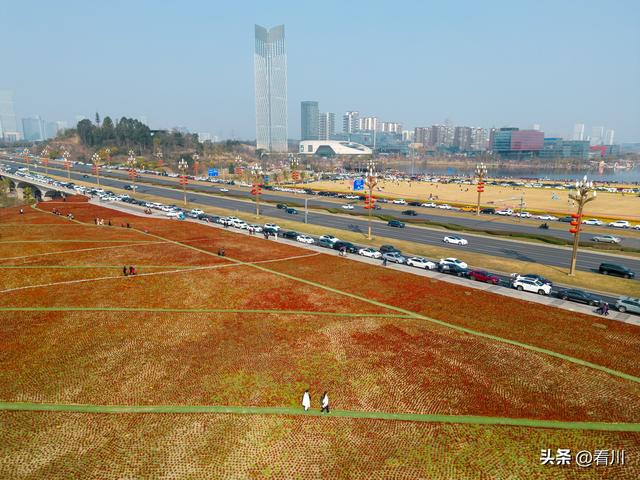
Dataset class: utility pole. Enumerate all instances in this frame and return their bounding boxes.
[475,162,487,215]
[568,176,597,276]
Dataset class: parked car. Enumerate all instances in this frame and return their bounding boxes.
[379,245,400,254]
[407,201,422,207]
[557,288,601,306]
[382,252,406,264]
[439,258,468,269]
[318,238,335,248]
[319,235,339,245]
[392,199,407,205]
[406,256,436,270]
[591,234,621,244]
[263,223,281,231]
[282,230,299,240]
[333,241,358,253]
[469,270,500,284]
[263,227,278,236]
[190,208,204,216]
[358,247,382,258]
[438,263,469,277]
[388,220,405,228]
[421,202,437,208]
[286,207,298,214]
[401,210,418,216]
[558,216,573,223]
[514,273,553,286]
[598,263,635,279]
[496,209,513,216]
[443,235,468,245]
[480,208,495,214]
[615,297,640,314]
[219,188,229,192]
[296,234,314,244]
[609,220,630,228]
[512,278,552,295]
[249,224,263,232]
[582,218,603,226]
[437,204,453,210]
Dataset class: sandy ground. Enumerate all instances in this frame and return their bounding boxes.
[308,179,640,220]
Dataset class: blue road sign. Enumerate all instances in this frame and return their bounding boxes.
[263,175,269,184]
[353,178,365,191]
[208,168,219,177]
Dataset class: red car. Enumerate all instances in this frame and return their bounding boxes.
[469,270,500,284]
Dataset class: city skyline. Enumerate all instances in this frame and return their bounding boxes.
[1,0,638,142]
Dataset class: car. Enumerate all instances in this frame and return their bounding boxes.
[276,203,288,209]
[190,208,204,216]
[514,274,552,286]
[512,278,551,295]
[407,201,422,207]
[558,216,573,223]
[263,223,281,231]
[615,297,640,314]
[401,210,418,216]
[438,263,470,277]
[392,199,407,205]
[609,220,630,228]
[317,237,335,248]
[443,235,468,245]
[582,218,603,226]
[469,270,500,284]
[480,208,496,214]
[388,220,405,228]
[557,288,601,306]
[123,185,134,191]
[249,224,263,233]
[598,263,635,279]
[421,202,437,208]
[319,235,339,245]
[537,214,558,221]
[437,204,453,210]
[358,247,382,259]
[296,235,314,244]
[263,227,278,236]
[219,188,229,192]
[438,258,468,269]
[634,224,640,230]
[496,209,513,216]
[333,241,358,253]
[286,207,298,214]
[377,245,399,256]
[513,211,532,218]
[341,204,354,210]
[591,234,621,244]
[382,252,406,264]
[406,256,436,270]
[282,230,299,240]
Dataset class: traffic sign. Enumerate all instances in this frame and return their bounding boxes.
[208,168,219,177]
[353,178,365,191]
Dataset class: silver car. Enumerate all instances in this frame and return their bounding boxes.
[616,297,640,314]
[382,252,407,264]
[591,235,621,244]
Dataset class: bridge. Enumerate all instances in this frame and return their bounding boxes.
[0,169,76,202]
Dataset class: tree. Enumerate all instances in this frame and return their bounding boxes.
[77,119,95,146]
[95,112,101,126]
[22,186,35,205]
[102,116,115,142]
[0,177,12,207]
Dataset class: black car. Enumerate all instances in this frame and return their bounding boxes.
[438,263,470,277]
[558,216,573,223]
[402,210,418,216]
[263,227,278,236]
[286,207,298,214]
[332,241,358,253]
[379,244,400,254]
[480,208,495,214]
[599,263,635,279]
[557,289,601,306]
[282,230,299,240]
[123,185,134,190]
[407,201,422,207]
[388,220,405,228]
[276,203,287,209]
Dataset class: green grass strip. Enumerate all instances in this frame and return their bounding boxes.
[0,307,408,318]
[1,401,638,432]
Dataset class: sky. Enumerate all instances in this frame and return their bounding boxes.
[3,0,639,142]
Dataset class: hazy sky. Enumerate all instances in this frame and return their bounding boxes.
[3,0,639,141]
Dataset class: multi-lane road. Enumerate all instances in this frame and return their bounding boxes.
[3,155,640,280]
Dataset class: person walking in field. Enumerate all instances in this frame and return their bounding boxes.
[320,391,330,413]
[129,265,136,276]
[123,266,128,276]
[302,390,311,411]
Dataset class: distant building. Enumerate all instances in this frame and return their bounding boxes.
[254,24,288,152]
[22,116,46,141]
[343,111,359,135]
[572,123,585,141]
[532,124,541,131]
[590,126,604,145]
[198,132,212,142]
[605,129,615,145]
[453,126,472,151]
[470,127,489,151]
[299,140,372,156]
[492,128,544,158]
[401,130,414,142]
[0,90,20,141]
[590,144,620,157]
[414,127,431,145]
[318,112,335,140]
[359,116,378,132]
[381,122,402,133]
[430,124,454,148]
[300,101,319,140]
[540,138,590,159]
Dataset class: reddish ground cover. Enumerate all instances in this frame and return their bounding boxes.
[0,412,638,479]
[0,224,146,242]
[1,310,638,423]
[265,254,640,378]
[0,205,70,225]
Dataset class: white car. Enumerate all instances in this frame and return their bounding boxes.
[496,209,513,216]
[421,202,437,208]
[443,236,468,245]
[219,188,229,192]
[513,211,531,218]
[537,214,558,221]
[439,258,468,269]
[437,204,453,210]
[264,223,281,231]
[191,208,204,216]
[392,199,407,205]
[512,278,552,296]
[609,220,630,228]
[406,256,436,270]
[249,224,263,233]
[342,204,354,210]
[296,235,315,244]
[634,225,640,230]
[319,235,339,244]
[358,247,382,258]
[582,218,603,226]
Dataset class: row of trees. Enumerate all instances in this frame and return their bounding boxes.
[77,117,152,150]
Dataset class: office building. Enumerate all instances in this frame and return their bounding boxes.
[453,126,472,151]
[492,128,544,158]
[414,127,431,145]
[470,127,489,151]
[0,90,20,141]
[299,140,372,156]
[381,122,402,133]
[22,116,46,141]
[319,112,335,140]
[430,124,454,147]
[401,130,414,142]
[300,101,319,140]
[605,129,615,145]
[343,111,359,134]
[254,24,288,152]
[359,116,378,132]
[572,123,585,141]
[590,126,604,145]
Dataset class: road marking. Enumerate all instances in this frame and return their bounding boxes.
[0,401,638,432]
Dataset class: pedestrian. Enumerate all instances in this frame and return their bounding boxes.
[602,302,609,316]
[19,208,24,215]
[126,223,131,228]
[220,247,225,257]
[129,265,136,276]
[382,256,388,267]
[94,218,98,225]
[108,219,112,226]
[302,389,311,411]
[321,391,330,413]
[123,266,128,276]
[264,231,268,240]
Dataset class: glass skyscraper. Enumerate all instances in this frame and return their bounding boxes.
[300,101,319,141]
[0,90,19,140]
[254,24,288,152]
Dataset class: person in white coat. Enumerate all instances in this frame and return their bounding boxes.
[321,391,329,413]
[302,389,311,411]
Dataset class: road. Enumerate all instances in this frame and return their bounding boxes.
[3,156,640,281]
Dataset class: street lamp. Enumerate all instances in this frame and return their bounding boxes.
[23,148,31,173]
[41,146,50,175]
[92,152,101,187]
[475,162,488,216]
[105,148,111,167]
[61,147,71,180]
[156,150,164,168]
[364,158,378,240]
[290,154,300,184]
[127,150,137,192]
[193,153,200,177]
[568,176,597,276]
[250,163,263,218]
[178,158,189,205]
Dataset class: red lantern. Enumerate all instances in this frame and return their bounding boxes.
[251,183,262,196]
[179,175,188,186]
[569,228,578,234]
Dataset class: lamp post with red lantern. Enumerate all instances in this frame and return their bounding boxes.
[91,152,102,187]
[22,148,31,173]
[61,147,71,180]
[40,146,50,175]
[193,153,200,177]
[250,163,263,218]
[475,162,487,216]
[568,176,597,276]
[178,158,189,206]
[364,158,378,240]
[127,150,138,193]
